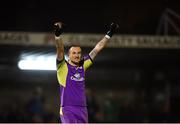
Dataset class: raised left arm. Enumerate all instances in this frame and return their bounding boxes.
[89,37,109,60]
[89,22,119,60]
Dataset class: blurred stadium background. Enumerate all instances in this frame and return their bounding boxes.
[0,0,180,123]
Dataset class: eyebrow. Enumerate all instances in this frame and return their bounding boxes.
[72,51,81,53]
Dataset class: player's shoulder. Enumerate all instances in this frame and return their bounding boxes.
[83,54,92,61]
[56,58,66,64]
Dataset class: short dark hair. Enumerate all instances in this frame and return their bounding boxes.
[67,44,81,50]
[67,45,82,53]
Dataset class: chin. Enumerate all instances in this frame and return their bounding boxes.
[72,60,80,65]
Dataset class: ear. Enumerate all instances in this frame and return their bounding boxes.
[68,49,70,56]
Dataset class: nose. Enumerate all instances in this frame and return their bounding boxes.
[75,54,79,58]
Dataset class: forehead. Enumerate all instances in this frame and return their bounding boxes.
[69,47,81,52]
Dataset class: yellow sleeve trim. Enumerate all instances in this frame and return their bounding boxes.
[57,60,68,87]
[83,59,93,71]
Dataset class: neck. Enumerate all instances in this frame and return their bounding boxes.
[68,60,79,66]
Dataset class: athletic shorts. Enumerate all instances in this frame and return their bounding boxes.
[60,106,88,123]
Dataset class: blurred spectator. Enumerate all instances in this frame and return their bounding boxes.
[118,98,135,122]
[43,101,59,122]
[86,88,100,122]
[0,97,27,122]
[0,82,176,123]
[103,91,119,122]
[149,92,170,122]
[4,103,25,122]
[25,86,46,122]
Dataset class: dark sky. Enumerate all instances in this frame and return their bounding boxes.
[0,0,180,35]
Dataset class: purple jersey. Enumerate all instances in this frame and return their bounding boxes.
[60,106,88,123]
[57,55,93,107]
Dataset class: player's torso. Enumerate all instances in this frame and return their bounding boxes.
[68,64,85,83]
[60,62,87,106]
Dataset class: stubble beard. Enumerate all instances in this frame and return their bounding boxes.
[71,60,80,66]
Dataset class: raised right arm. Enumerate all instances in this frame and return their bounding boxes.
[53,22,65,61]
[55,36,64,61]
